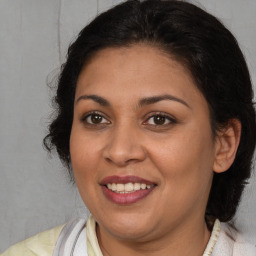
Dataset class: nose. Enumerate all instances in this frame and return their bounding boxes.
[103,124,147,166]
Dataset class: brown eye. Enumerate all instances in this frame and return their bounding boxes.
[153,115,166,125]
[145,113,177,126]
[90,114,103,124]
[82,112,110,125]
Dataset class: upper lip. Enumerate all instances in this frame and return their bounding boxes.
[100,175,156,186]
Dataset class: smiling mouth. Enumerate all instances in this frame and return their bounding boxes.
[105,182,154,193]
[100,175,157,204]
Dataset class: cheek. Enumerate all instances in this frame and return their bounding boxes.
[70,125,101,167]
[149,127,215,190]
[148,131,214,219]
[70,128,102,210]
[69,127,101,188]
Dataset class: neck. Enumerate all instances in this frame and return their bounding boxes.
[96,216,211,256]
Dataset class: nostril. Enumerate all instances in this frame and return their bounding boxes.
[102,137,147,166]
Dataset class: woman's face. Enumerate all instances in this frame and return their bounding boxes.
[70,45,218,241]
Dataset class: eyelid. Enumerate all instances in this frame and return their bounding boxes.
[81,111,111,124]
[143,112,177,125]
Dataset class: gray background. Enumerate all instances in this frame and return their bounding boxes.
[0,0,255,253]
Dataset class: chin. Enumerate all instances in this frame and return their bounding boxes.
[97,211,156,240]
[108,223,153,241]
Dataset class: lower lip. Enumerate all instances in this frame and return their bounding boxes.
[102,186,155,205]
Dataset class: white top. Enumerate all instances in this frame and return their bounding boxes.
[53,215,256,256]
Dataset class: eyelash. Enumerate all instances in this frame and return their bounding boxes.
[81,111,110,126]
[81,111,177,128]
[143,112,177,127]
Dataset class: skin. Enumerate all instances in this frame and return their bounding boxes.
[70,45,240,256]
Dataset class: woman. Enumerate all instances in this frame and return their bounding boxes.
[2,0,255,255]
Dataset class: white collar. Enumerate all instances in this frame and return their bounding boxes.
[53,216,255,256]
[53,218,87,256]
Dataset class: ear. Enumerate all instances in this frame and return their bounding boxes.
[213,119,241,173]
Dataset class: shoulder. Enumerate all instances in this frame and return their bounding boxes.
[0,224,65,256]
[212,222,256,256]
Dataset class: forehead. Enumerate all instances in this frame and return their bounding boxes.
[75,44,205,108]
[80,44,191,79]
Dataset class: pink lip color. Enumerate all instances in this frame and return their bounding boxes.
[100,175,156,205]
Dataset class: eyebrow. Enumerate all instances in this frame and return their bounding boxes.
[76,94,110,106]
[138,94,191,109]
[76,94,190,109]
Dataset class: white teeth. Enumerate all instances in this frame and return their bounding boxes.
[124,183,133,192]
[141,183,146,189]
[111,183,117,191]
[134,183,141,191]
[116,184,124,192]
[106,182,154,193]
